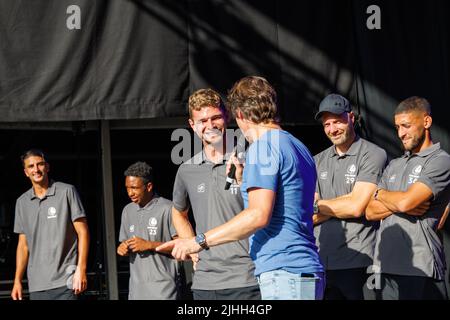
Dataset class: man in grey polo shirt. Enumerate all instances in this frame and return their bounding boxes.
[170,89,260,300]
[313,94,387,300]
[118,162,179,300]
[366,96,450,300]
[11,149,90,300]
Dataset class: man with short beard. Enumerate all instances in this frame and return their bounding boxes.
[313,94,387,300]
[169,89,260,300]
[366,96,450,300]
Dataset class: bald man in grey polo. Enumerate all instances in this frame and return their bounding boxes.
[314,136,387,298]
[14,181,86,294]
[374,143,450,299]
[173,151,258,295]
[119,196,179,300]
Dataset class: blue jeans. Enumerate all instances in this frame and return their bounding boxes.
[257,269,325,300]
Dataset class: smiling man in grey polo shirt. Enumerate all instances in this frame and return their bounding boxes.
[11,149,90,300]
[313,94,387,300]
[170,89,259,300]
[118,162,179,300]
[366,96,450,300]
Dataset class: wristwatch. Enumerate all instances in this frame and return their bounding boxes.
[313,199,320,214]
[195,233,209,250]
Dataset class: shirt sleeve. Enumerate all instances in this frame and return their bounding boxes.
[417,154,450,198]
[68,185,87,222]
[172,166,190,212]
[119,208,128,242]
[244,138,280,192]
[13,199,25,234]
[313,154,320,194]
[166,204,177,239]
[357,146,387,184]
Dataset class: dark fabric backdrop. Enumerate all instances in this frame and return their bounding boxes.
[0,0,448,156]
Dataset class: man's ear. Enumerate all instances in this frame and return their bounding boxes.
[188,118,195,131]
[236,109,244,121]
[146,182,153,193]
[424,115,432,129]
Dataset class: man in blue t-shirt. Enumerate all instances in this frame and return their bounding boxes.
[158,76,324,300]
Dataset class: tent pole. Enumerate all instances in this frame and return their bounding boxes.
[100,120,119,300]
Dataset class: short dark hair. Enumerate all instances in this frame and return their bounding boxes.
[395,96,432,116]
[124,162,153,184]
[21,149,46,167]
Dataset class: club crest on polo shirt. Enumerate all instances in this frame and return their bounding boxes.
[197,183,206,193]
[345,164,357,184]
[320,171,328,180]
[389,174,397,183]
[47,207,57,219]
[147,217,158,236]
[408,165,422,184]
[129,225,135,233]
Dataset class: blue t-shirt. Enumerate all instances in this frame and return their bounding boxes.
[241,129,324,276]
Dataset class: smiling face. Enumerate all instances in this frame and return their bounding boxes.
[394,111,431,153]
[23,156,49,186]
[321,112,355,147]
[125,176,153,207]
[189,106,226,146]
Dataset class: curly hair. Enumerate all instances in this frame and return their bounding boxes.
[227,76,279,124]
[188,88,227,119]
[124,162,153,184]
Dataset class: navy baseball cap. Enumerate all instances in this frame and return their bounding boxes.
[314,94,351,120]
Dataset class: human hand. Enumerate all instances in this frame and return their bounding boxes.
[117,241,130,256]
[156,238,202,260]
[72,266,87,295]
[190,253,199,271]
[226,154,244,185]
[11,281,23,300]
[406,201,430,216]
[127,236,150,253]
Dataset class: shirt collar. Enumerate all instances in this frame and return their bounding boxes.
[404,143,441,158]
[330,136,361,158]
[29,180,56,200]
[191,150,230,166]
[137,194,159,211]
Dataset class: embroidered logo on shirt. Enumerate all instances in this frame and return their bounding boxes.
[408,165,422,184]
[129,225,135,233]
[47,207,57,219]
[345,164,357,184]
[389,174,396,183]
[147,218,158,236]
[320,171,328,180]
[197,183,206,193]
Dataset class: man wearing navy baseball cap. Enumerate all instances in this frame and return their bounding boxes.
[314,94,352,121]
[312,94,387,300]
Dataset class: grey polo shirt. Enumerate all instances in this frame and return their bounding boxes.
[314,137,387,270]
[373,143,450,280]
[14,181,86,292]
[172,151,258,291]
[119,196,179,300]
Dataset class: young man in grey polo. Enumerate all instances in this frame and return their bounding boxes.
[366,96,450,300]
[313,94,387,300]
[11,149,90,300]
[118,162,179,300]
[170,89,260,300]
